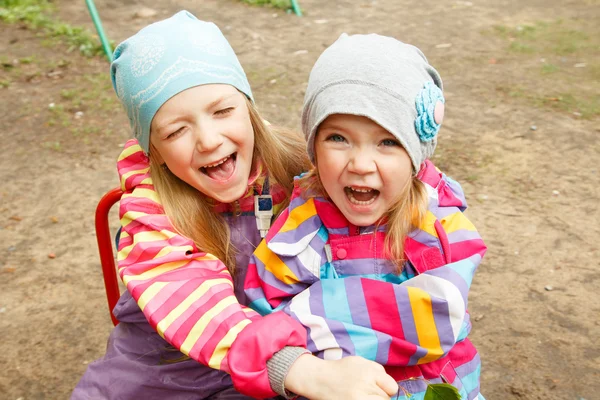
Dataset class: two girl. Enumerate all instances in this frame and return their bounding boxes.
[245,34,487,399]
[73,11,397,400]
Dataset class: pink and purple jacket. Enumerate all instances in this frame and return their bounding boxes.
[244,160,487,399]
[115,139,307,398]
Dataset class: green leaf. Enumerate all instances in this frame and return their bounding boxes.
[423,383,461,400]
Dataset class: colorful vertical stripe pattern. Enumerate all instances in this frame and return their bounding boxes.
[115,139,307,399]
[244,160,486,398]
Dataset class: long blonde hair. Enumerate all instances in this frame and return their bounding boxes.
[299,167,429,273]
[149,98,310,274]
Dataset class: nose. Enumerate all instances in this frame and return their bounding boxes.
[347,147,376,175]
[193,126,224,153]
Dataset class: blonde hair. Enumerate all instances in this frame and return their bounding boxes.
[299,167,428,274]
[149,97,310,275]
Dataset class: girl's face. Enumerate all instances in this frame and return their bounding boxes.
[315,114,412,227]
[150,84,255,203]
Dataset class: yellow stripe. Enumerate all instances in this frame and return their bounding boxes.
[155,245,195,259]
[208,319,252,369]
[120,167,150,187]
[179,294,239,355]
[279,198,316,233]
[121,188,160,203]
[155,278,233,341]
[141,177,152,185]
[117,144,141,161]
[418,211,438,237]
[138,281,169,311]
[117,243,134,261]
[120,211,152,227]
[440,211,477,233]
[254,240,300,285]
[122,259,189,285]
[407,286,443,364]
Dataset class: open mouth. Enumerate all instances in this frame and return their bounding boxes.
[344,186,380,205]
[200,153,237,181]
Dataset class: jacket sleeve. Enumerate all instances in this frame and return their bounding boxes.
[246,162,486,366]
[244,184,324,316]
[116,140,307,398]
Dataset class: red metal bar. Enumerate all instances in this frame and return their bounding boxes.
[94,187,123,326]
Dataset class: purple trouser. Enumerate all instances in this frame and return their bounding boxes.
[73,215,279,399]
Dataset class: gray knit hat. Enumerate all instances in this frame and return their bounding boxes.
[301,33,445,173]
[111,10,253,154]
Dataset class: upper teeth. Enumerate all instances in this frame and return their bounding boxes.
[350,187,372,193]
[204,156,229,168]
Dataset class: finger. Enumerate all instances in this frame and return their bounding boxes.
[376,372,399,397]
[368,381,393,399]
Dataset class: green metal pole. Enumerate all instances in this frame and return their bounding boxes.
[85,0,113,62]
[290,0,302,16]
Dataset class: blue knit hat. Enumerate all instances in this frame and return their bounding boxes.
[111,10,253,154]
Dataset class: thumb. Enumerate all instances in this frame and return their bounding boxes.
[376,372,398,397]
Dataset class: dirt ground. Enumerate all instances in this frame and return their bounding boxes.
[1,0,599,399]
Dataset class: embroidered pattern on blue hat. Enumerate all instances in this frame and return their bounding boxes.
[415,81,445,142]
[130,34,166,77]
[185,23,229,56]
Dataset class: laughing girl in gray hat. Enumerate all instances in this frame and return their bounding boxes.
[245,33,487,400]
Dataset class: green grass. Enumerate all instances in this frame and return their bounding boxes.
[491,20,594,56]
[0,0,109,58]
[489,19,599,119]
[239,0,292,10]
[496,84,600,119]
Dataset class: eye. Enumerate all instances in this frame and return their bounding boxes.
[215,107,234,116]
[325,133,346,143]
[380,138,400,147]
[166,127,185,140]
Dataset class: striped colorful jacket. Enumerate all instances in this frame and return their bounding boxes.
[115,139,307,399]
[245,160,487,399]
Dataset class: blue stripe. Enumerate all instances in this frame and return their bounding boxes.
[461,363,481,396]
[447,257,478,288]
[321,279,378,360]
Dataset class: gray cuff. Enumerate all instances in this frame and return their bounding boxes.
[266,346,311,399]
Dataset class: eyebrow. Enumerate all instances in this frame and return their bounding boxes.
[154,93,238,134]
[207,93,237,110]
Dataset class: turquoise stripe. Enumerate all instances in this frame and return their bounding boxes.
[456,320,470,341]
[316,224,329,242]
[336,271,415,283]
[340,322,379,361]
[447,258,477,288]
[322,280,378,360]
[461,363,481,396]
[248,298,275,316]
[395,390,426,400]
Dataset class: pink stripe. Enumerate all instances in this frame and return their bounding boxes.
[243,262,262,289]
[266,207,289,241]
[449,239,486,262]
[331,232,386,261]
[163,282,230,345]
[141,279,189,317]
[437,180,464,207]
[191,304,250,363]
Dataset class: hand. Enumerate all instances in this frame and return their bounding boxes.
[285,354,398,400]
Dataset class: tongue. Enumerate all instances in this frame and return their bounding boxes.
[205,157,235,181]
[352,190,376,202]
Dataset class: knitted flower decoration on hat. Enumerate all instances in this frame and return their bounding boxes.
[415,82,445,142]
